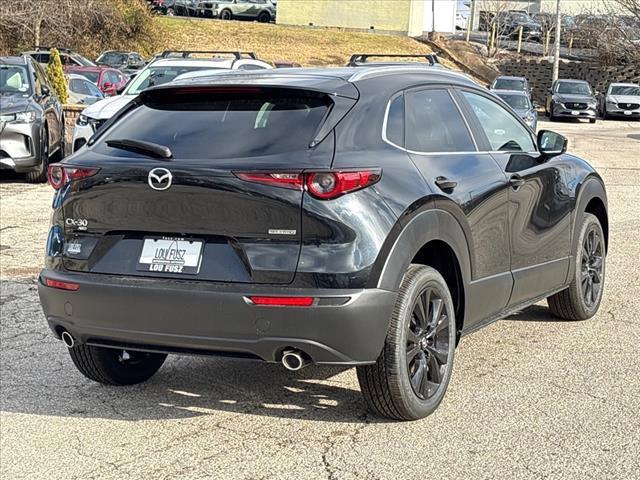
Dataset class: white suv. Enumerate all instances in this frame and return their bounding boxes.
[72,51,272,152]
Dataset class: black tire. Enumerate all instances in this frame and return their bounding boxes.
[257,11,271,23]
[68,344,167,386]
[220,9,232,20]
[357,264,457,420]
[589,118,596,124]
[25,126,49,183]
[548,213,605,320]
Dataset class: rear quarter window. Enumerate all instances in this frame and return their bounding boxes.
[94,90,331,160]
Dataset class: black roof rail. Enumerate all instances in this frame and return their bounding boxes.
[158,50,258,60]
[347,53,440,67]
[31,45,73,54]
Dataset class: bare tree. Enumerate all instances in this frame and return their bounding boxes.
[0,0,154,56]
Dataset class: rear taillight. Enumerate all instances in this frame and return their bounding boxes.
[306,171,381,200]
[234,169,382,200]
[47,164,100,190]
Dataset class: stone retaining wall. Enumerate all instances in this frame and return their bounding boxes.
[498,59,640,103]
[62,104,84,155]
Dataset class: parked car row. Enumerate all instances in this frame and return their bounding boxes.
[489,75,640,127]
[2,48,638,186]
[148,0,276,22]
[22,46,148,105]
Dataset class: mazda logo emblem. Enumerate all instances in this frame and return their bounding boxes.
[148,168,172,191]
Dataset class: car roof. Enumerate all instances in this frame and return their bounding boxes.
[494,76,526,81]
[149,58,240,68]
[557,79,589,84]
[494,89,528,96]
[609,82,639,87]
[67,66,106,72]
[151,65,477,99]
[0,55,30,65]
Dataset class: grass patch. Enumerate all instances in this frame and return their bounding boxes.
[143,17,453,68]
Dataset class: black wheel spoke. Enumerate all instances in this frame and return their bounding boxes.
[427,353,443,384]
[406,344,421,364]
[410,353,427,392]
[414,291,429,330]
[426,345,449,365]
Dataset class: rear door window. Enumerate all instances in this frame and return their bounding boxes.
[94,90,331,160]
[405,89,475,153]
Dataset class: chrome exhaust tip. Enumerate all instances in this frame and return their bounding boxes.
[281,349,309,371]
[61,330,75,348]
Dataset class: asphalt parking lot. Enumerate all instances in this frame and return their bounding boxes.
[1,118,639,479]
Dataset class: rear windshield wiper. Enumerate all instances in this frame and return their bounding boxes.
[105,139,173,160]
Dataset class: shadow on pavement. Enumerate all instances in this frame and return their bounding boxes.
[1,351,388,424]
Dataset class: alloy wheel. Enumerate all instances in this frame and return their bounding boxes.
[406,287,451,400]
[581,227,604,308]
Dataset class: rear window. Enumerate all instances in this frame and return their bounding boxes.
[94,90,331,159]
[493,78,525,90]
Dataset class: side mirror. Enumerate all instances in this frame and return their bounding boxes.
[537,130,567,158]
[41,84,50,97]
[103,82,113,89]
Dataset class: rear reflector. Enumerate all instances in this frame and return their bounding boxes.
[249,296,314,307]
[44,278,80,291]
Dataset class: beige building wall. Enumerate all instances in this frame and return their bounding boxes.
[276,0,425,36]
[535,0,621,15]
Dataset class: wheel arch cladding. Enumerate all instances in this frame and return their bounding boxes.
[372,209,470,335]
[576,176,608,252]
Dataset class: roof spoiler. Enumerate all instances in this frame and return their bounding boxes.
[157,50,258,60]
[347,53,440,67]
[32,45,73,53]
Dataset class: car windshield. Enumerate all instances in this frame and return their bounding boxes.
[497,93,530,110]
[95,91,331,160]
[494,78,525,91]
[610,85,640,96]
[0,65,32,96]
[557,81,592,95]
[72,54,96,67]
[511,13,529,22]
[125,65,225,95]
[97,52,127,65]
[76,71,100,83]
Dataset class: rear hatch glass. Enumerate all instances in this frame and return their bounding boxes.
[62,89,334,284]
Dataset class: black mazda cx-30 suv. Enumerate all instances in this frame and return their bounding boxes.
[39,66,608,420]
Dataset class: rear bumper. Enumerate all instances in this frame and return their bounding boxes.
[38,270,397,365]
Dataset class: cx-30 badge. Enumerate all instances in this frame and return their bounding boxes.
[148,168,172,191]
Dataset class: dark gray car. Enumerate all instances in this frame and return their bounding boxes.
[495,90,538,131]
[0,56,64,182]
[490,75,532,99]
[546,79,597,123]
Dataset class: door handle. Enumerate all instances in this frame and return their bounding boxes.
[435,176,457,192]
[509,174,526,190]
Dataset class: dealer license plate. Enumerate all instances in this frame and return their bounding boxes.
[137,237,203,274]
[571,110,580,115]
[624,111,632,115]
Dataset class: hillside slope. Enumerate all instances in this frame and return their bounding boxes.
[145,17,453,68]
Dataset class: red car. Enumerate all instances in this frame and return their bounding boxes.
[65,66,128,96]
